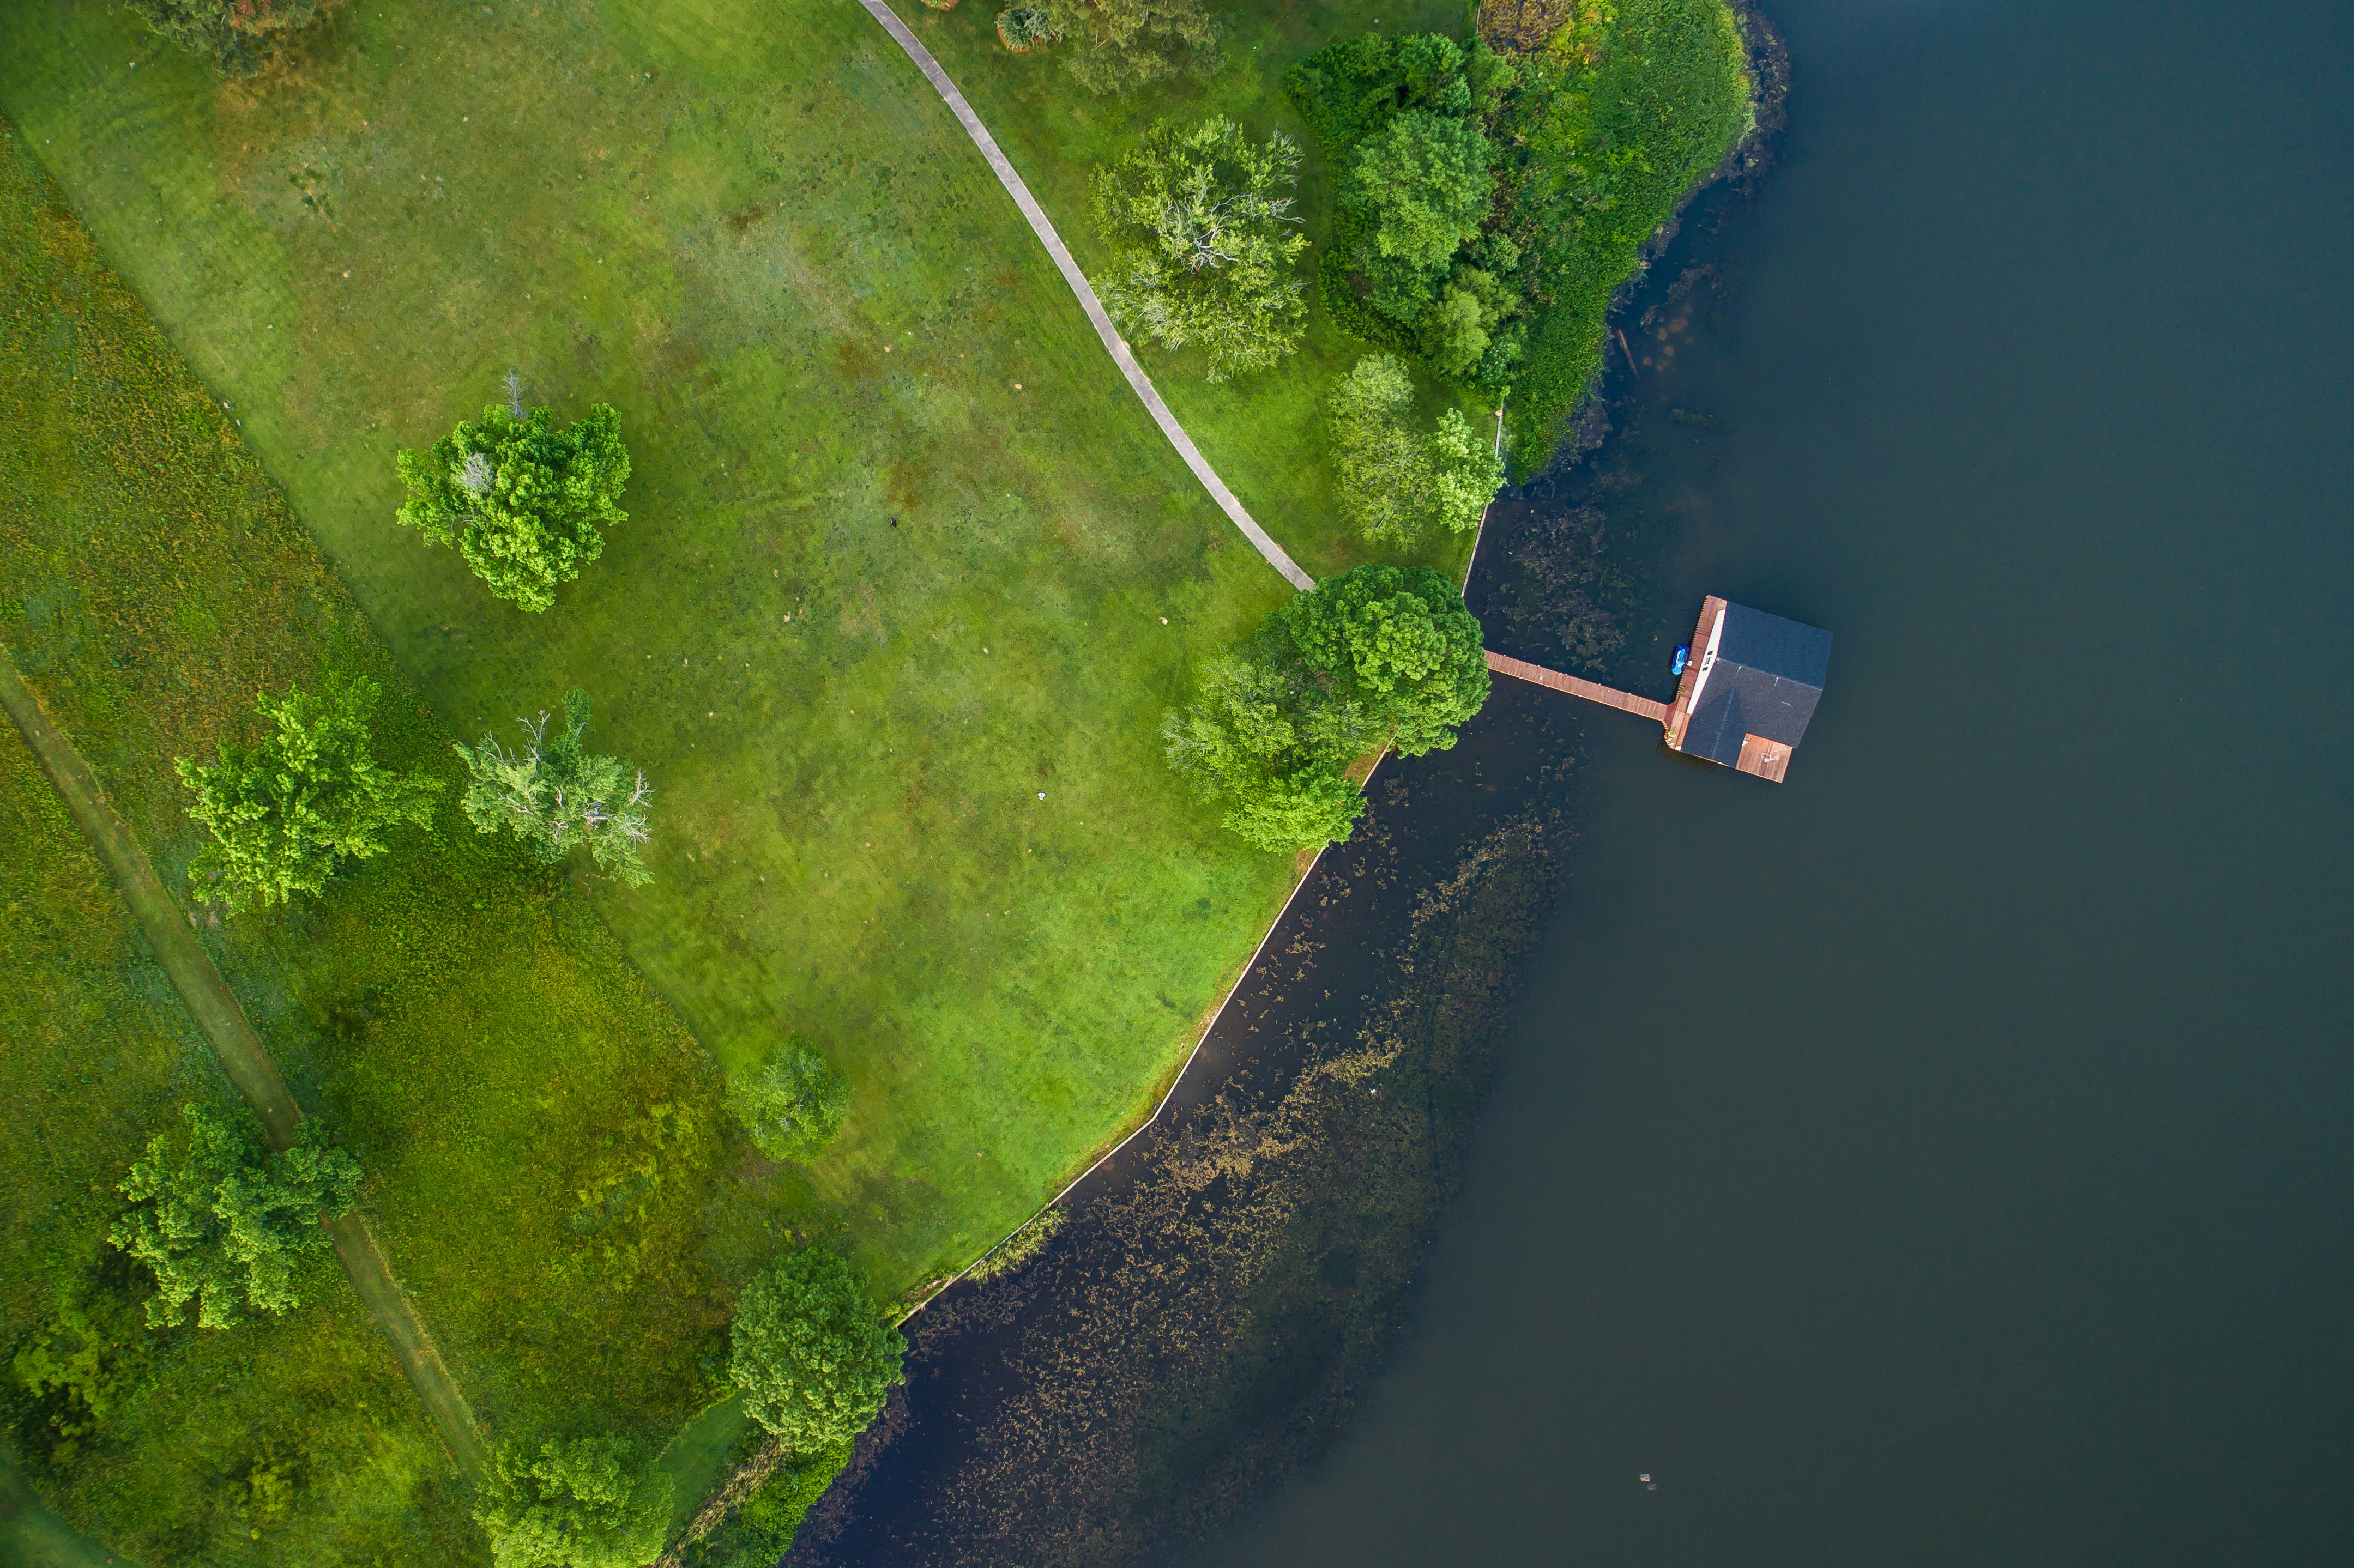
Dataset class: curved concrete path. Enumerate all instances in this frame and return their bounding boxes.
[0,647,487,1483]
[854,0,1317,591]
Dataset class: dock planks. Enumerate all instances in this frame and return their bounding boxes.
[1483,650,1671,725]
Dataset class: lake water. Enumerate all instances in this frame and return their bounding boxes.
[1198,0,2354,1563]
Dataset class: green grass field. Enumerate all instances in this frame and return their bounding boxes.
[0,0,1319,1301]
[1,116,772,1557]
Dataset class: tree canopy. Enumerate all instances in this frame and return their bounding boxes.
[1093,117,1309,382]
[1345,110,1496,278]
[474,1436,673,1568]
[1327,355,1505,546]
[394,400,629,613]
[728,1040,852,1164]
[729,1250,906,1453]
[109,1102,363,1331]
[452,689,653,886]
[1164,565,1490,852]
[175,676,439,914]
[1034,0,1221,95]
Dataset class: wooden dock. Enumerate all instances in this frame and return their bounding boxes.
[1483,650,1670,725]
[1485,591,1819,785]
[1662,595,1727,754]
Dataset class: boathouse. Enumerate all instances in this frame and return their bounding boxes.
[1483,594,1832,783]
[1662,597,1832,782]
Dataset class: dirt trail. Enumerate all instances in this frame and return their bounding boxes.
[0,646,488,1484]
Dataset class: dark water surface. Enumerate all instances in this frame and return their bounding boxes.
[1199,0,2354,1563]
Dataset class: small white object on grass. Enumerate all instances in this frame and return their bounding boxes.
[1037,792,1045,800]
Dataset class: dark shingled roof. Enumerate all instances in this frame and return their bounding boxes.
[1682,603,1832,767]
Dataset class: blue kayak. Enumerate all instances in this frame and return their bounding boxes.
[1671,643,1692,676]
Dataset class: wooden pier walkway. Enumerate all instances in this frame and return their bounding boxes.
[1484,650,1671,725]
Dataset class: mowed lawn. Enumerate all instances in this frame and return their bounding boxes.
[0,0,1306,1289]
[0,728,473,1567]
[908,0,1490,577]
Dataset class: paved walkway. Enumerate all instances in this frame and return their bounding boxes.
[0,648,487,1483]
[854,0,1317,591]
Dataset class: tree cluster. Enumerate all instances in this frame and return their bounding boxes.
[1163,564,1490,852]
[1327,354,1505,546]
[474,1436,673,1568]
[452,689,654,887]
[1289,33,1526,390]
[727,1040,851,1164]
[728,1250,907,1454]
[176,676,440,914]
[1029,0,1220,95]
[125,0,328,76]
[394,400,630,614]
[1289,5,1752,445]
[1093,117,1309,383]
[109,1102,363,1331]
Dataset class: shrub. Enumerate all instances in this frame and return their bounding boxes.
[175,676,440,913]
[728,1251,906,1452]
[452,689,653,886]
[474,1436,673,1568]
[727,1041,851,1164]
[108,1102,363,1331]
[1033,0,1221,95]
[123,0,328,76]
[1092,117,1309,382]
[393,399,630,613]
[997,5,1058,51]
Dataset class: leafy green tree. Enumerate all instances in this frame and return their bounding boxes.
[125,0,327,75]
[1093,117,1309,382]
[1328,356,1505,546]
[108,1102,363,1331]
[1342,110,1495,301]
[474,1436,673,1568]
[1276,564,1491,758]
[1036,0,1221,94]
[452,689,653,886]
[1164,566,1489,852]
[1162,657,1373,852]
[394,401,630,613]
[175,677,440,915]
[728,1041,852,1163]
[729,1250,907,1452]
[1428,405,1507,532]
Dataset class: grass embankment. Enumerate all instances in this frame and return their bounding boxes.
[0,120,751,1560]
[907,0,1485,576]
[0,677,469,1564]
[0,0,1307,1303]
